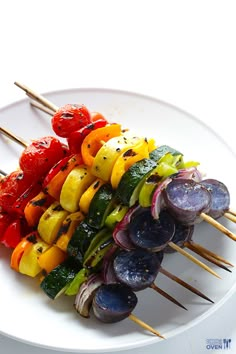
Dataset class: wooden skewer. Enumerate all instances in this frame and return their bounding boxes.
[14,81,58,113]
[150,283,187,310]
[185,242,231,273]
[0,126,28,148]
[200,212,236,241]
[224,212,236,223]
[30,100,55,116]
[168,242,221,279]
[160,267,214,303]
[0,169,7,176]
[228,208,236,217]
[128,313,164,338]
[186,241,234,267]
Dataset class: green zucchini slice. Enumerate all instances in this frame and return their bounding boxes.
[87,183,115,229]
[115,158,156,206]
[67,220,98,261]
[149,145,182,161]
[40,257,81,299]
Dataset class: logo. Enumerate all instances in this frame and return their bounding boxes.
[206,338,232,350]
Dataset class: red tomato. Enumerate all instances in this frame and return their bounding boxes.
[67,119,107,154]
[19,136,66,179]
[0,170,34,213]
[51,104,91,138]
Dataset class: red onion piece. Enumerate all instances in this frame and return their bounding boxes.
[175,167,202,182]
[112,205,140,250]
[151,178,172,219]
[74,274,103,318]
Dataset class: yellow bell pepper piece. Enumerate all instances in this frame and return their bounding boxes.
[147,138,157,152]
[60,165,96,213]
[37,245,67,274]
[56,211,84,251]
[79,178,106,215]
[38,201,69,244]
[111,138,150,189]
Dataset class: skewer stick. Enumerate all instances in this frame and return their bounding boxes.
[0,126,28,148]
[228,208,236,217]
[14,82,58,113]
[168,242,221,279]
[150,283,187,310]
[128,313,165,338]
[187,241,234,267]
[200,213,236,241]
[224,212,236,223]
[0,169,7,176]
[185,242,231,273]
[30,100,55,116]
[160,267,214,303]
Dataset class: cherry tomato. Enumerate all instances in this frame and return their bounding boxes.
[67,119,107,154]
[19,136,66,179]
[0,170,34,213]
[51,104,91,138]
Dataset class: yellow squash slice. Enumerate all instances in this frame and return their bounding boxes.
[38,201,69,244]
[60,165,96,213]
[91,133,144,182]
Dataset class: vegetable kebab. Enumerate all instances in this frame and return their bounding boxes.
[0,82,235,338]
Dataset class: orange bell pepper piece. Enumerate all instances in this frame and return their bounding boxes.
[79,178,106,214]
[10,231,38,272]
[37,245,67,274]
[24,191,54,227]
[56,211,84,252]
[43,154,83,200]
[81,124,122,166]
[111,139,150,188]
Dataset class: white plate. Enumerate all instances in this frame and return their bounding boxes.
[0,88,235,353]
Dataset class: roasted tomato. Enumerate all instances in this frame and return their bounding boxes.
[19,136,66,179]
[0,170,34,213]
[51,104,91,138]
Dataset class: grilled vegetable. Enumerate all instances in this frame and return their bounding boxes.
[51,104,92,138]
[91,134,144,182]
[18,234,50,277]
[116,158,156,206]
[110,138,150,189]
[67,220,98,262]
[56,211,85,252]
[60,165,95,213]
[81,124,122,167]
[79,178,106,215]
[40,257,82,299]
[87,183,115,229]
[38,202,69,244]
[43,154,83,200]
[37,245,67,274]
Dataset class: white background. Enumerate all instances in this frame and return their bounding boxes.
[0,1,235,353]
